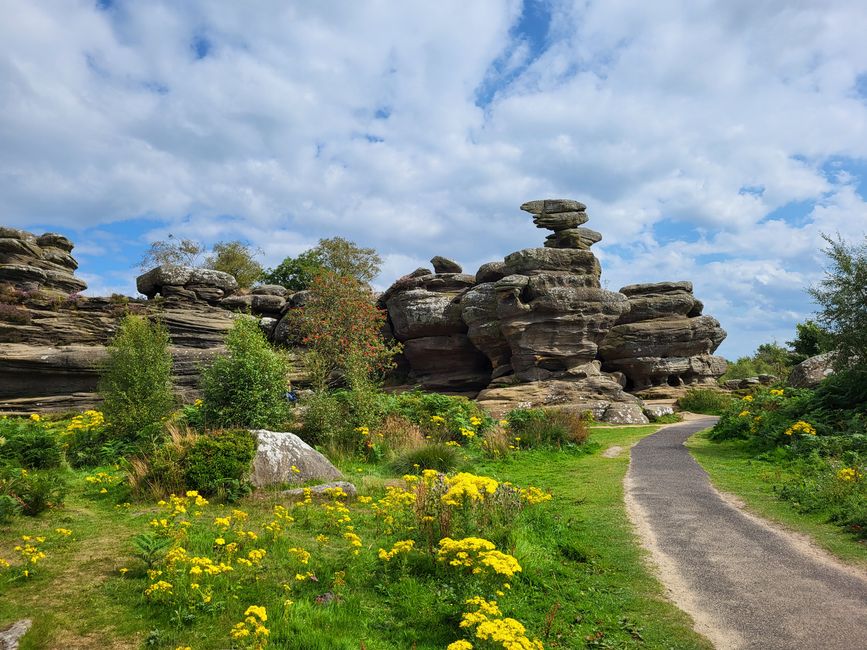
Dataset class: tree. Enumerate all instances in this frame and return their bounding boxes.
[261,236,383,291]
[139,234,204,270]
[203,240,264,288]
[281,271,400,389]
[809,234,867,369]
[753,342,794,378]
[99,315,175,441]
[787,319,835,364]
[201,316,290,429]
[313,236,382,284]
[260,249,326,292]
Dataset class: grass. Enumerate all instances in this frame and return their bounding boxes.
[686,431,867,569]
[0,426,712,649]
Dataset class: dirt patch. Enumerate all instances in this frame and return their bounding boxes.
[601,445,624,458]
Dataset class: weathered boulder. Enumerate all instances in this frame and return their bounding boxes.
[280,481,357,501]
[475,261,507,284]
[136,265,238,304]
[251,284,288,297]
[386,289,466,339]
[502,248,601,279]
[402,334,491,390]
[430,256,462,274]
[248,430,343,488]
[0,228,87,294]
[599,281,727,391]
[496,275,628,381]
[460,283,512,378]
[476,376,647,424]
[788,352,836,388]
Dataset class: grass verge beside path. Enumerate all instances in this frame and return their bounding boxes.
[686,431,867,570]
[476,425,712,650]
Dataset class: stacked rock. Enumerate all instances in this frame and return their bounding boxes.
[0,227,87,294]
[520,199,603,250]
[136,265,238,306]
[379,256,491,391]
[598,281,727,391]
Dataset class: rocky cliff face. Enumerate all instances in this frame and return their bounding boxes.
[2,199,728,421]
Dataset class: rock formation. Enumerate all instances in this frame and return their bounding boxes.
[2,198,729,422]
[0,228,87,295]
[598,281,727,392]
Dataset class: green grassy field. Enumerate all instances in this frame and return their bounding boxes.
[686,431,867,569]
[0,426,712,649]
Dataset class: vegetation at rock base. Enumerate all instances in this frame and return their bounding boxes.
[201,316,291,430]
[676,387,733,415]
[98,315,175,453]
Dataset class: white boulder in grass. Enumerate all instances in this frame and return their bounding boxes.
[248,430,342,488]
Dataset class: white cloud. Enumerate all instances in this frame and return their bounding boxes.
[1,0,867,358]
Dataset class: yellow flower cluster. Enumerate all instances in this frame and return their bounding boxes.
[65,409,104,433]
[286,547,311,564]
[519,487,552,505]
[431,415,446,425]
[456,596,544,650]
[29,413,41,422]
[355,426,370,436]
[14,541,46,574]
[460,427,477,439]
[742,395,753,402]
[784,421,817,436]
[769,389,785,397]
[231,605,269,649]
[469,416,483,426]
[738,410,751,418]
[145,580,173,596]
[437,537,522,579]
[84,471,120,494]
[378,539,415,561]
[837,467,862,482]
[441,473,499,507]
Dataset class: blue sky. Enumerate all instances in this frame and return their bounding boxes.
[2,0,867,359]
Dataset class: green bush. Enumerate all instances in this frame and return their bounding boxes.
[201,316,290,429]
[99,315,175,445]
[505,407,591,448]
[0,417,63,469]
[388,391,493,440]
[677,387,733,415]
[391,443,463,475]
[0,466,67,516]
[134,428,257,501]
[183,429,257,498]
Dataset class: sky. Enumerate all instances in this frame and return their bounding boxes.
[2,0,867,359]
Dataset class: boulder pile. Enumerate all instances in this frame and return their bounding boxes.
[598,281,728,392]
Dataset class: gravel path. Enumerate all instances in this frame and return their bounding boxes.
[625,417,867,650]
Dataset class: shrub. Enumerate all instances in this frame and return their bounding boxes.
[677,387,733,415]
[130,427,256,500]
[99,315,175,445]
[389,391,493,441]
[282,271,400,388]
[183,429,257,498]
[0,466,67,516]
[0,417,63,469]
[201,316,290,429]
[374,414,425,454]
[505,407,590,448]
[391,443,463,475]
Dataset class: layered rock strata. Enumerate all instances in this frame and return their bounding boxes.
[598,281,727,391]
[0,228,87,295]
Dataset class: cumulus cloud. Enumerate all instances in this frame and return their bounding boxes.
[1,0,867,357]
